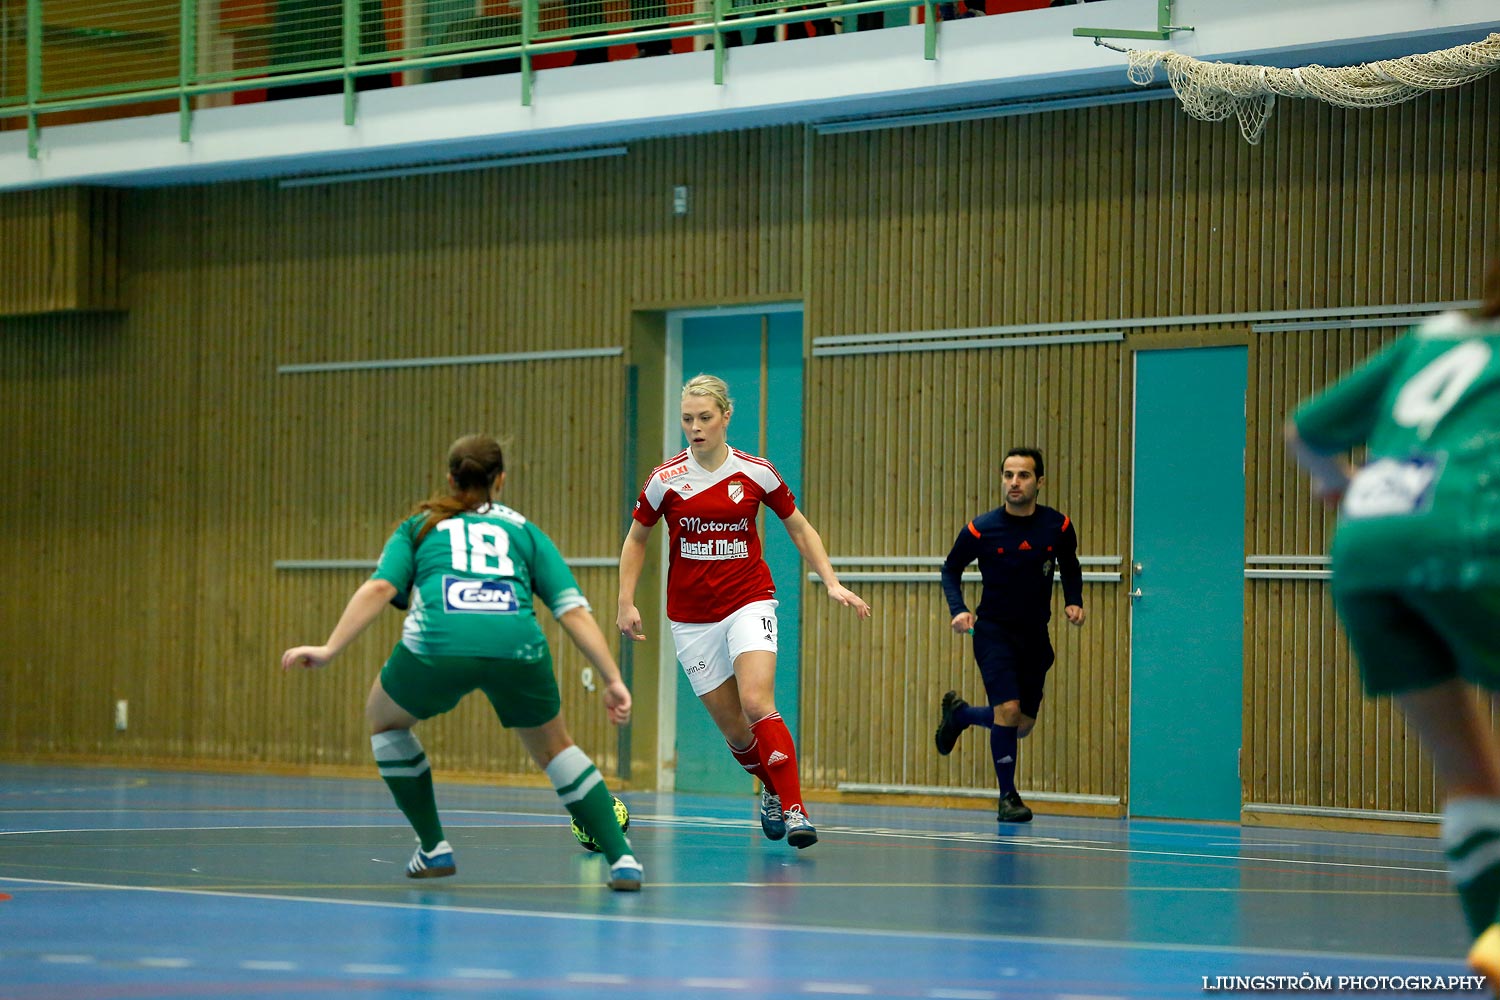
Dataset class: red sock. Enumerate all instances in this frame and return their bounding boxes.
[749,713,804,815]
[727,737,776,794]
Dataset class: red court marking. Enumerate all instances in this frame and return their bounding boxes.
[0,893,11,901]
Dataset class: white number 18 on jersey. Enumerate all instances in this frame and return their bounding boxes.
[436,519,516,576]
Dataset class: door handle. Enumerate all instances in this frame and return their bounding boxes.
[1129,588,1143,601]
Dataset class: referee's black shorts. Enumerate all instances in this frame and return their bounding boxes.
[971,620,1054,719]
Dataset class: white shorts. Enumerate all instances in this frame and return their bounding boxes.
[668,600,779,697]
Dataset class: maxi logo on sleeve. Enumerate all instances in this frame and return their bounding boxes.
[443,576,520,613]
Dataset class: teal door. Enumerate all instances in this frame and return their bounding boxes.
[1128,347,1246,821]
[674,310,804,794]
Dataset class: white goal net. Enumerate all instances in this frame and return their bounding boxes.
[1123,32,1500,144]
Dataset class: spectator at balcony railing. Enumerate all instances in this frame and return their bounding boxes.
[934,0,1106,26]
[720,0,776,47]
[938,1,985,19]
[564,0,610,64]
[635,0,673,56]
[268,0,392,99]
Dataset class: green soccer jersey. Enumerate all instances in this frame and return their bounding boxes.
[1293,310,1500,592]
[372,502,591,658]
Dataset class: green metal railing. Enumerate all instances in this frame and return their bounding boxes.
[1073,0,1189,42]
[0,0,949,158]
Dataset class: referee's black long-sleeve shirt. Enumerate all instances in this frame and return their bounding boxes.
[941,505,1083,627]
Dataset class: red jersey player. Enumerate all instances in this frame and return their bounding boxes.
[618,374,870,848]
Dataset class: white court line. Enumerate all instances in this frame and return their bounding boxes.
[452,968,516,979]
[240,960,298,971]
[138,957,193,968]
[803,984,873,994]
[682,978,750,989]
[567,972,631,984]
[0,808,572,818]
[0,820,1447,875]
[0,786,145,797]
[0,874,1471,967]
[744,823,1448,874]
[0,817,568,835]
[0,786,1447,855]
[0,824,418,836]
[342,963,404,975]
[1206,842,1304,848]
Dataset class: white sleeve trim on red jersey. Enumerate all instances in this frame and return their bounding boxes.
[731,449,786,492]
[653,450,690,474]
[638,450,690,520]
[732,449,796,518]
[641,475,667,513]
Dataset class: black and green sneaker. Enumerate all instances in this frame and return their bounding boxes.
[996,790,1033,823]
[934,690,967,756]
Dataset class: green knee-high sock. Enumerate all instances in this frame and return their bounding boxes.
[1443,797,1500,937]
[547,745,631,863]
[372,730,445,852]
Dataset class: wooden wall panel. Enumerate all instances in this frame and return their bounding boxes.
[800,342,1127,800]
[1,74,1496,824]
[1246,325,1440,814]
[0,186,121,316]
[805,75,1497,816]
[0,129,804,784]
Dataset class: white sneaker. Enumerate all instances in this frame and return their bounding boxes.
[784,806,817,849]
[608,853,643,891]
[759,790,787,841]
[406,839,456,878]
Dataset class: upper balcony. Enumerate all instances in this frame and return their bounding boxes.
[0,0,1496,190]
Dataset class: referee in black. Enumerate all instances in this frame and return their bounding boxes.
[934,447,1085,823]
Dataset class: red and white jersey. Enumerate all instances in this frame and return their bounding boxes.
[634,447,797,623]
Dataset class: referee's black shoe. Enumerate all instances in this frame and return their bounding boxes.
[935,690,967,756]
[996,790,1033,823]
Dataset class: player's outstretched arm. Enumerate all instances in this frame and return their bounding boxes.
[781,509,871,619]
[617,520,653,640]
[1283,421,1352,505]
[557,606,632,726]
[280,578,399,671]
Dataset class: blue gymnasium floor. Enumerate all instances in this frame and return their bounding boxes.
[0,764,1483,999]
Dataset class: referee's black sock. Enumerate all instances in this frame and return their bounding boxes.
[957,704,994,729]
[990,725,1019,795]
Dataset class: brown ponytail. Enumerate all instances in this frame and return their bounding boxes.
[410,435,505,542]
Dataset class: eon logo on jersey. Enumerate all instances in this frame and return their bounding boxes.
[1343,455,1442,519]
[443,576,520,613]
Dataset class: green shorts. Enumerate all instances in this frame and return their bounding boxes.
[1333,584,1500,696]
[379,642,562,728]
